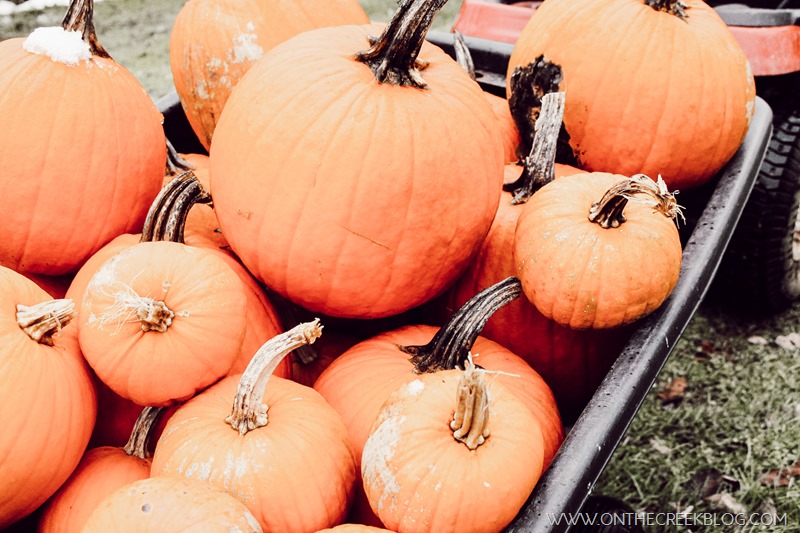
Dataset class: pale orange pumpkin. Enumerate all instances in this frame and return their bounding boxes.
[38,407,163,532]
[170,0,369,150]
[151,321,357,532]
[361,361,544,532]
[82,477,263,532]
[0,268,96,528]
[507,0,756,190]
[0,0,166,275]
[209,0,504,318]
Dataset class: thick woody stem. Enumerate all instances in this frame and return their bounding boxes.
[226,320,323,436]
[61,0,111,58]
[453,30,476,81]
[450,358,490,450]
[503,91,566,204]
[264,288,320,365]
[646,0,688,19]
[588,174,684,229]
[402,277,521,373]
[165,139,195,177]
[123,406,165,459]
[355,0,447,88]
[16,299,76,346]
[140,171,212,244]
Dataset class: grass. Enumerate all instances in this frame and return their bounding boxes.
[2,0,799,530]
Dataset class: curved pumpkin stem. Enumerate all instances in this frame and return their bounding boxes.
[61,0,111,59]
[503,91,565,204]
[226,320,323,436]
[16,299,75,346]
[123,406,165,459]
[165,139,195,177]
[451,358,491,450]
[265,288,320,366]
[453,30,476,81]
[140,171,212,244]
[588,174,684,229]
[355,0,446,88]
[646,0,688,19]
[402,277,521,373]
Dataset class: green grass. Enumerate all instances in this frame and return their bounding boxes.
[2,0,799,529]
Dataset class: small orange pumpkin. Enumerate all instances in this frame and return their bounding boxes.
[151,321,357,532]
[362,360,544,532]
[0,0,166,275]
[0,268,96,528]
[38,407,163,532]
[514,173,684,329]
[82,477,263,532]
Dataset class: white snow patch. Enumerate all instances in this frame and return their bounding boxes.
[23,26,91,65]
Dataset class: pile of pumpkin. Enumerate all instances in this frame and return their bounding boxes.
[0,0,755,530]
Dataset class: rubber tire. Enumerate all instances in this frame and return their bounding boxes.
[714,108,800,314]
[568,495,645,533]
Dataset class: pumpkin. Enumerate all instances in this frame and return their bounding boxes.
[82,477,263,532]
[151,321,358,532]
[170,0,369,150]
[78,173,249,406]
[514,173,684,329]
[507,0,756,190]
[38,407,163,532]
[0,0,166,275]
[314,278,562,525]
[0,268,96,528]
[316,526,395,533]
[209,0,504,318]
[361,360,544,533]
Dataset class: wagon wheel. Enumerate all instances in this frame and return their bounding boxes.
[714,106,800,313]
[568,495,645,533]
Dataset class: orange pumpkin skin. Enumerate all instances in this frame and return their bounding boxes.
[514,173,683,329]
[361,371,544,533]
[0,38,166,275]
[507,0,755,190]
[317,525,394,532]
[82,477,263,532]
[210,24,504,318]
[170,0,369,150]
[151,375,357,532]
[0,268,97,528]
[78,241,247,406]
[485,92,521,164]
[37,447,151,533]
[428,163,630,419]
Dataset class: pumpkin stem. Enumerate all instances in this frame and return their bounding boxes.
[503,91,565,204]
[453,30,476,81]
[450,357,490,450]
[140,171,212,244]
[401,277,521,373]
[226,320,322,436]
[588,174,685,229]
[123,406,164,459]
[645,0,688,19]
[165,139,195,177]
[16,299,75,346]
[61,0,111,59]
[355,0,447,88]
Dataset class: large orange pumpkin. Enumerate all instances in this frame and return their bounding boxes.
[38,407,163,532]
[514,173,684,329]
[361,361,544,532]
[0,268,96,528]
[151,321,358,532]
[170,0,369,150]
[507,0,755,190]
[0,0,166,275]
[82,477,263,532]
[209,0,504,318]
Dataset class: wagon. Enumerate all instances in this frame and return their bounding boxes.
[156,10,776,533]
